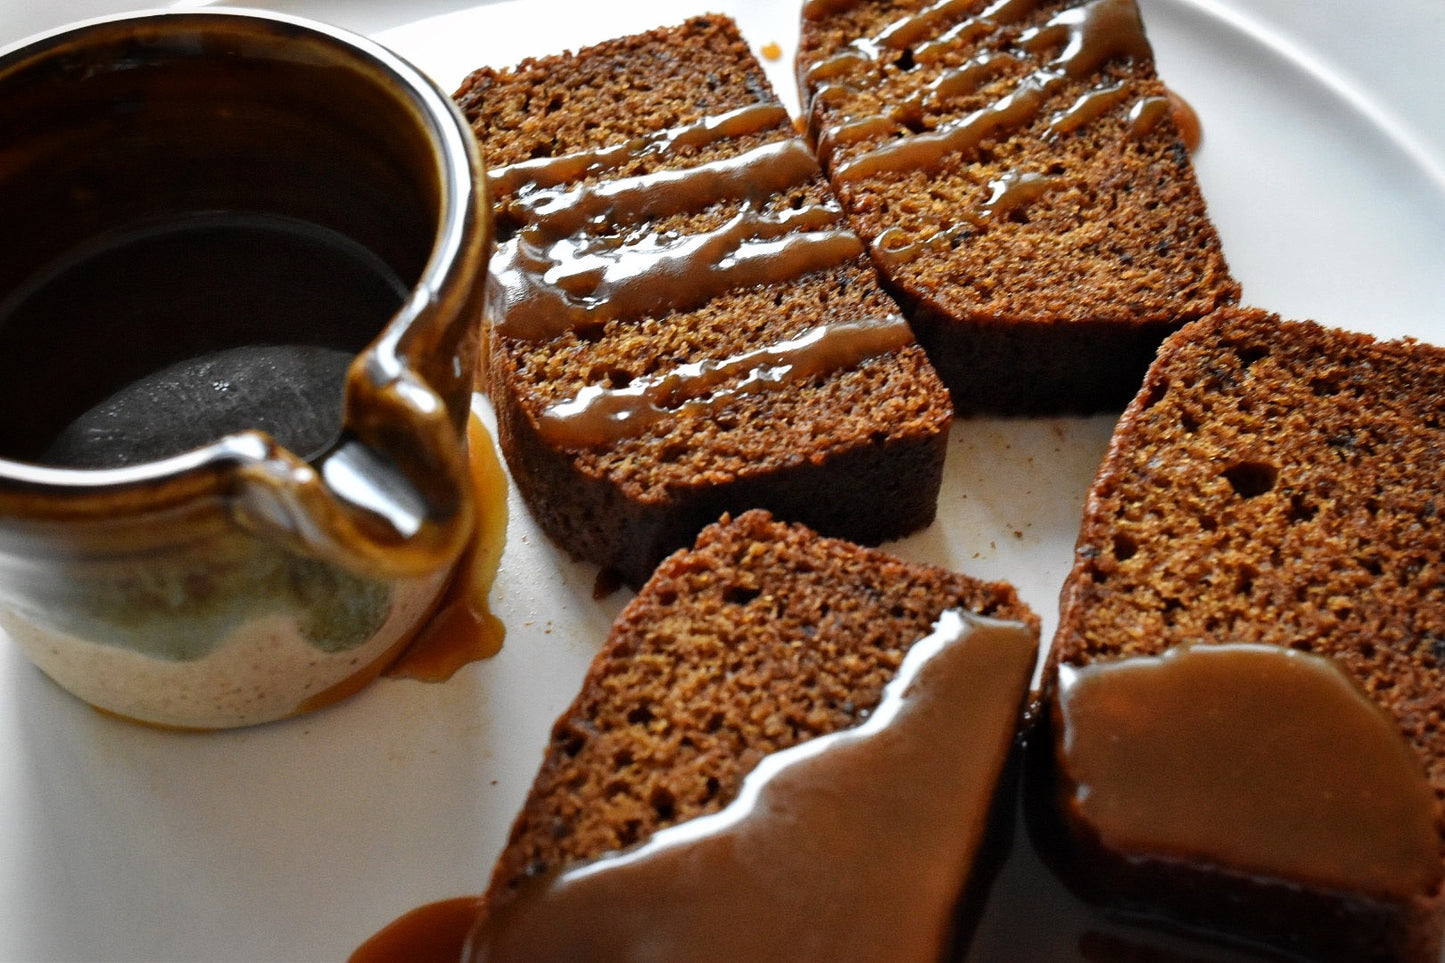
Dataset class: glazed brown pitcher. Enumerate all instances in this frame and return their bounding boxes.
[0,11,491,728]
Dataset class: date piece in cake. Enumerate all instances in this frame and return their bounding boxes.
[1046,306,1445,957]
[797,0,1240,414]
[456,16,953,587]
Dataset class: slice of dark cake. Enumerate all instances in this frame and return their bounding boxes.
[456,16,953,587]
[798,0,1240,413]
[1042,307,1445,960]
[355,510,1040,962]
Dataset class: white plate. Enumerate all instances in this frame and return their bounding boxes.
[1,1,1442,960]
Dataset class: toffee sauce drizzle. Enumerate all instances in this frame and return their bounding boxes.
[487,103,792,198]
[487,103,913,448]
[463,611,1038,963]
[806,0,1180,266]
[1054,644,1442,901]
[537,315,914,449]
[826,0,1152,184]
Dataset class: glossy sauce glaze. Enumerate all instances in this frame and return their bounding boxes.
[353,611,1038,963]
[535,315,914,448]
[1041,644,1442,961]
[1054,644,1439,899]
[485,102,915,449]
[803,0,1200,257]
[488,110,861,344]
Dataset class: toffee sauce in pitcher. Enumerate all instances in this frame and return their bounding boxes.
[0,211,407,469]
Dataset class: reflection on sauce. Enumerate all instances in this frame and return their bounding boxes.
[386,412,509,682]
[1055,644,1439,898]
[807,0,1209,263]
[487,103,790,199]
[963,758,1301,963]
[352,610,1037,963]
[351,638,1441,962]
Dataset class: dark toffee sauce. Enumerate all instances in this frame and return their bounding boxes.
[0,213,407,468]
[958,737,1305,963]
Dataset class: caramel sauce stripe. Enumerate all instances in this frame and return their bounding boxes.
[487,101,909,449]
[506,139,826,239]
[491,204,861,342]
[829,0,1154,184]
[486,102,793,199]
[535,315,915,449]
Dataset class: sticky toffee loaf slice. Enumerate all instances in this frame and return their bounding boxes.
[464,510,1040,961]
[1044,307,1445,959]
[797,0,1240,413]
[456,16,953,587]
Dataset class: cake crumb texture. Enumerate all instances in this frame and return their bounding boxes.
[1053,306,1445,818]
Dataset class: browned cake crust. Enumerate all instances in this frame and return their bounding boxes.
[1051,306,1445,825]
[486,509,1038,900]
[456,17,953,588]
[797,0,1240,414]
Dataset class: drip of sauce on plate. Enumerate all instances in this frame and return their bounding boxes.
[1128,88,1201,151]
[351,896,486,963]
[385,412,509,682]
[352,610,1038,963]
